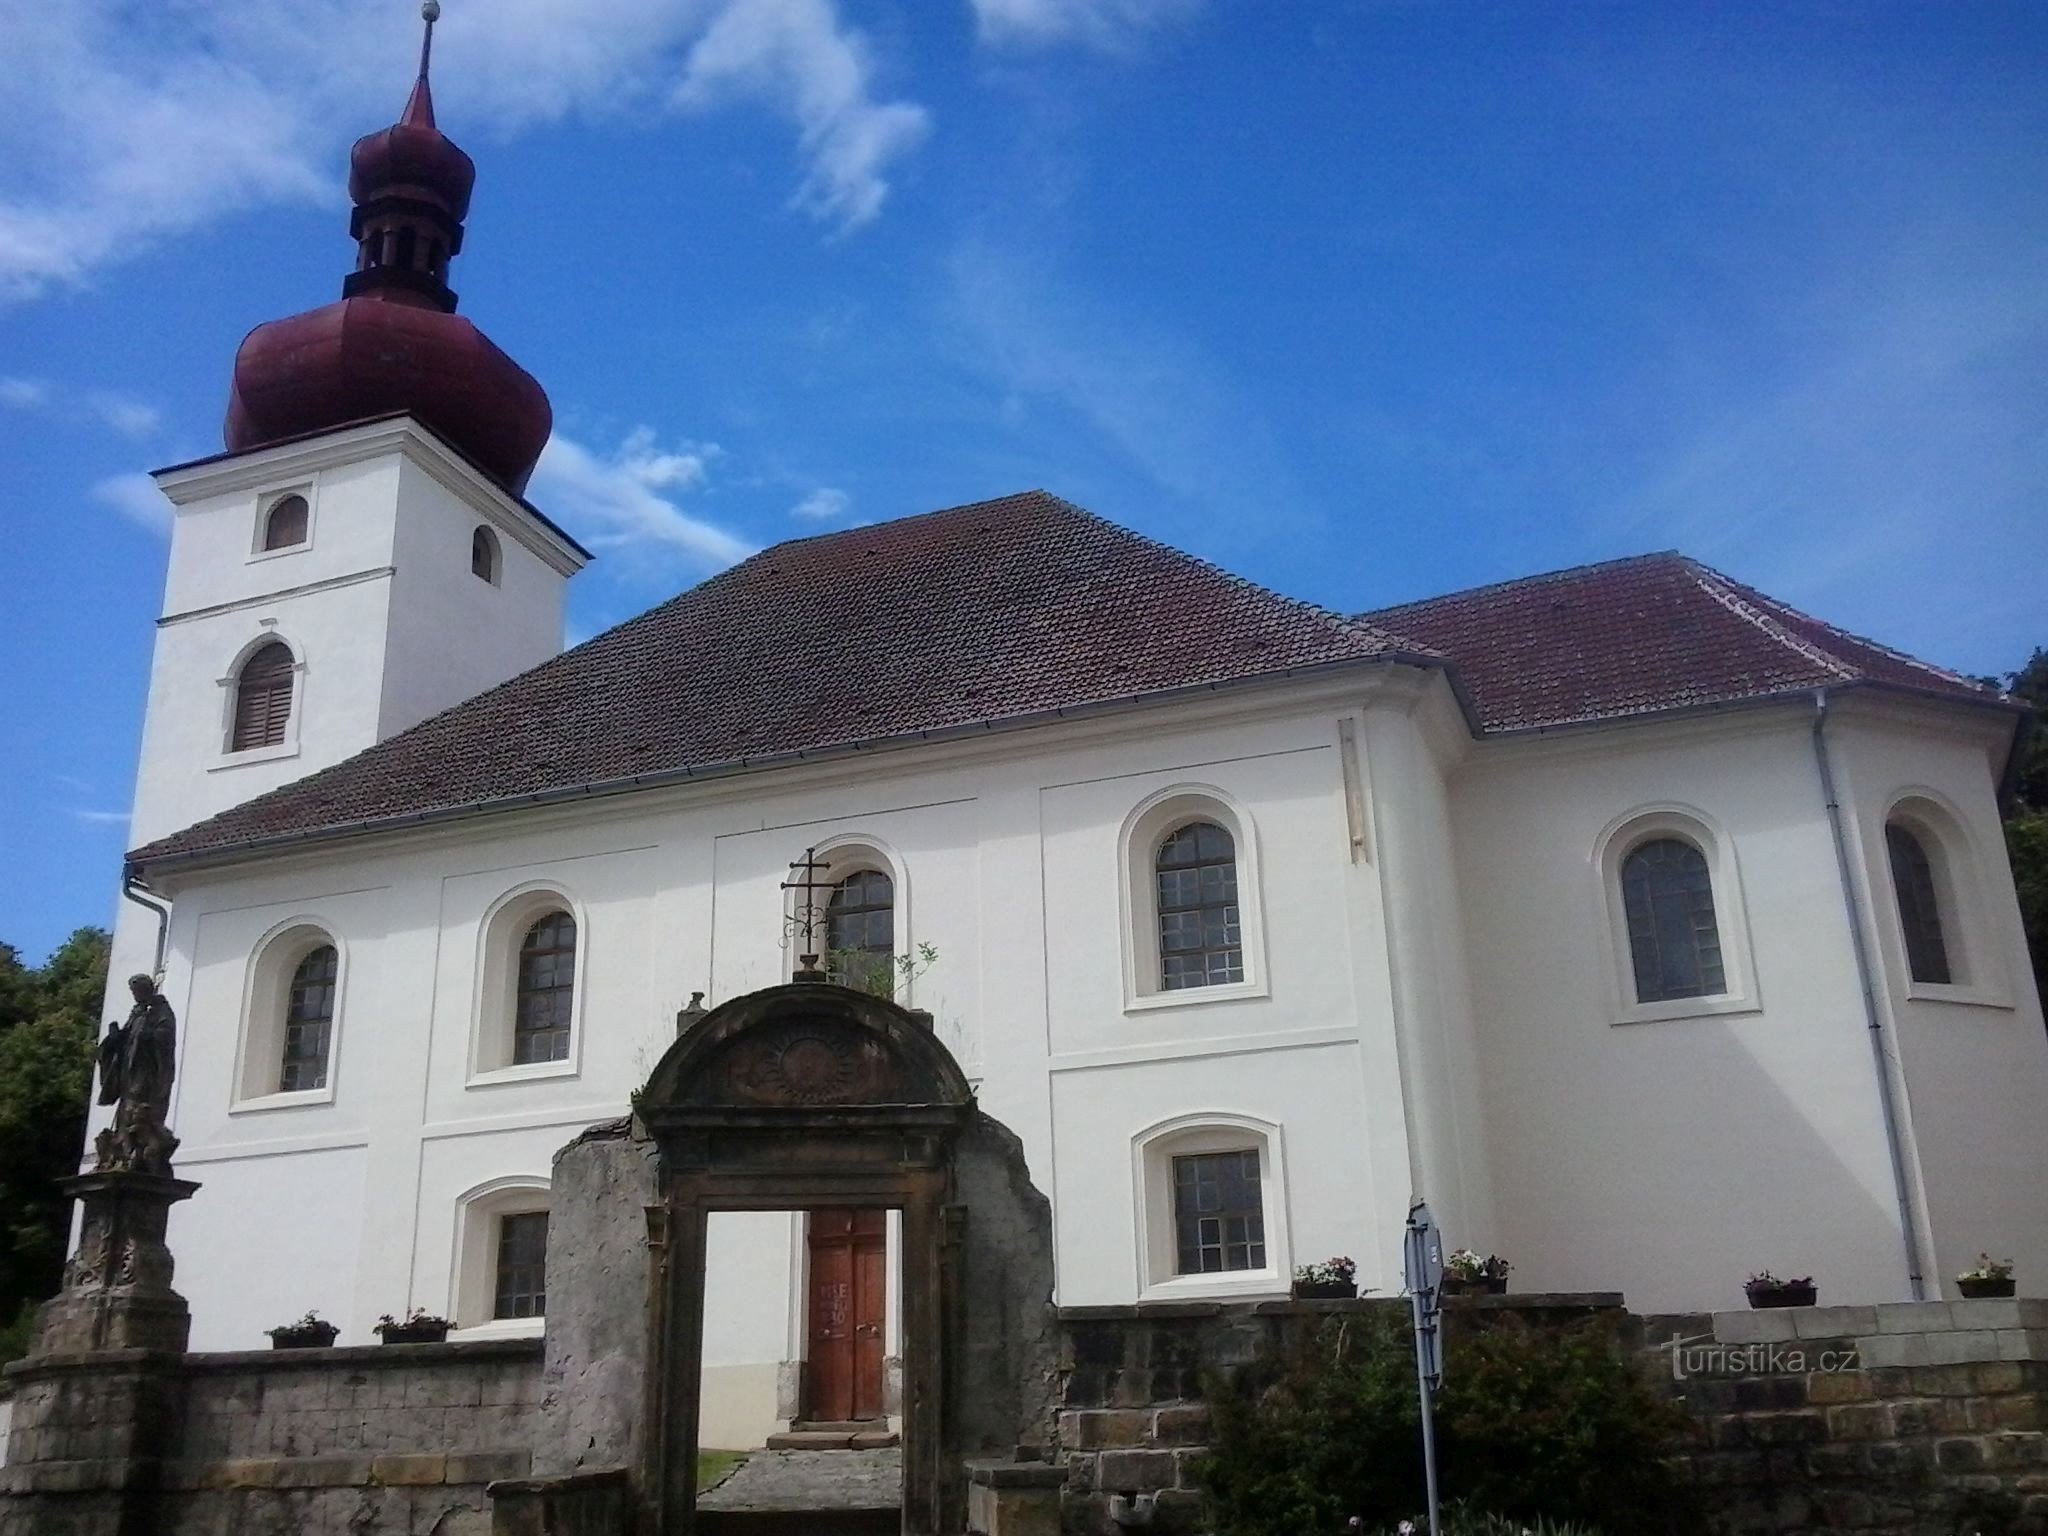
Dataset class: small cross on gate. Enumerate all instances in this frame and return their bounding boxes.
[781,847,835,978]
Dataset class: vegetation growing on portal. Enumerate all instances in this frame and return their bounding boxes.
[1194,1310,1697,1536]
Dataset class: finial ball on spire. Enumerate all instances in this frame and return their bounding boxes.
[422,1,441,22]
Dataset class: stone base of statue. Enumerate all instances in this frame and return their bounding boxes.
[28,1167,200,1356]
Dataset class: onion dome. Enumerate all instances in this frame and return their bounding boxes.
[223,2,551,495]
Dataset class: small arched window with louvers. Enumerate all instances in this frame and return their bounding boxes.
[231,642,296,752]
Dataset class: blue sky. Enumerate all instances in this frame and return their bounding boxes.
[2,0,2044,963]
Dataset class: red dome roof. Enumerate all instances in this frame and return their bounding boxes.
[219,7,550,495]
[225,298,552,496]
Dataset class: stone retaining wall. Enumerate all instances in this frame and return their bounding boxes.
[0,1336,542,1536]
[1043,1295,2048,1536]
[1643,1298,2048,1533]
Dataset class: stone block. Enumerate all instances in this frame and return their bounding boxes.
[1909,1363,1980,1396]
[1804,1369,1872,1405]
[1952,1298,2028,1331]
[1875,1300,1951,1333]
[445,1450,530,1484]
[1057,1410,1151,1450]
[1927,1329,2003,1365]
[1792,1306,1876,1340]
[371,1452,447,1486]
[1152,1405,1210,1445]
[1824,1402,1890,1441]
[1743,1411,1824,1446]
[1857,1332,1930,1369]
[1093,1450,1179,1493]
[1713,1310,1799,1345]
[1935,1436,1988,1471]
[274,1454,374,1488]
[1732,1376,1807,1411]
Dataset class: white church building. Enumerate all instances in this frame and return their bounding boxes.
[96,26,2047,1449]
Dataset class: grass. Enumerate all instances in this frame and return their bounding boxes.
[698,1450,747,1491]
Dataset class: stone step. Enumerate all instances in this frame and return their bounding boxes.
[764,1425,899,1450]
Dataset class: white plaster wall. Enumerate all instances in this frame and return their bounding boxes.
[379,455,568,739]
[141,689,1416,1376]
[1452,707,1921,1313]
[701,1212,799,1448]
[0,1389,12,1466]
[1827,704,2048,1294]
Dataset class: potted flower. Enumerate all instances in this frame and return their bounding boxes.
[265,1310,338,1350]
[1957,1254,2016,1300]
[1292,1256,1358,1300]
[375,1308,453,1345]
[1441,1250,1511,1296]
[1744,1271,1817,1309]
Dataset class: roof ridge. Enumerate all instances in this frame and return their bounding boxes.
[1360,549,1687,619]
[1687,559,1994,696]
[1682,561,1860,686]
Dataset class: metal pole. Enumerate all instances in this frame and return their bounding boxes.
[1410,1281,1441,1536]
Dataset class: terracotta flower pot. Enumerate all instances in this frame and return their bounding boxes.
[1958,1276,2017,1299]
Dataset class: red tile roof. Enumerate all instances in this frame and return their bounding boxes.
[1364,551,2001,734]
[130,491,1418,865]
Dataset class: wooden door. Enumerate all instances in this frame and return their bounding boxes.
[805,1207,888,1423]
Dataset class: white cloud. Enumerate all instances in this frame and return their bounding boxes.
[790,486,850,520]
[532,428,756,574]
[969,0,1198,50]
[89,393,160,438]
[676,0,929,229]
[92,472,174,536]
[0,0,925,300]
[69,808,130,826]
[0,375,48,407]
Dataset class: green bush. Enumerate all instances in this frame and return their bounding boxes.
[1195,1309,1697,1536]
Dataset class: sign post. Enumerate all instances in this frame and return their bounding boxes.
[1403,1201,1445,1536]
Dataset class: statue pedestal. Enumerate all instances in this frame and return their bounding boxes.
[30,1169,200,1356]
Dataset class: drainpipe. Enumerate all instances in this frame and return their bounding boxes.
[121,869,172,979]
[1810,691,1926,1301]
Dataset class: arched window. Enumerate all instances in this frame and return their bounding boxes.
[452,1178,551,1329]
[1887,821,1952,985]
[279,944,337,1092]
[471,525,500,584]
[1156,821,1244,990]
[1133,1114,1290,1299]
[261,494,308,551]
[512,910,576,1065]
[231,641,296,752]
[1620,837,1726,1003]
[826,869,895,992]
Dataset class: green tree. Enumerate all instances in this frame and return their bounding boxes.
[2004,650,2047,1007]
[0,927,109,1356]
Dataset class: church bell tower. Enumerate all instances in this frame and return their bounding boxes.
[124,0,588,854]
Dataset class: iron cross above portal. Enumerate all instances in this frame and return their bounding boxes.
[781,847,834,977]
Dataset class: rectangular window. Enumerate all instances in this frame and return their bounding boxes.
[1171,1149,1264,1274]
[493,1211,549,1319]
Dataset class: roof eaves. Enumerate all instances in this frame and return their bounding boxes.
[127,649,1438,875]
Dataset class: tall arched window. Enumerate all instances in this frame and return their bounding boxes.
[513,911,576,1065]
[262,494,308,551]
[1156,821,1243,990]
[471,525,500,584]
[1620,837,1726,1003]
[1886,821,1952,985]
[279,945,337,1092]
[826,870,895,993]
[231,641,296,751]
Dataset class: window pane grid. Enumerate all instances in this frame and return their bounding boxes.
[513,912,576,1065]
[493,1211,548,1319]
[279,945,336,1093]
[1887,823,1953,985]
[1621,838,1726,1003]
[1172,1149,1265,1274]
[826,870,895,987]
[1156,822,1245,990]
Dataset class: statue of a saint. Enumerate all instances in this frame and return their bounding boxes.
[93,974,179,1174]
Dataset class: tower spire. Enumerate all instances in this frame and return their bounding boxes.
[402,1,442,128]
